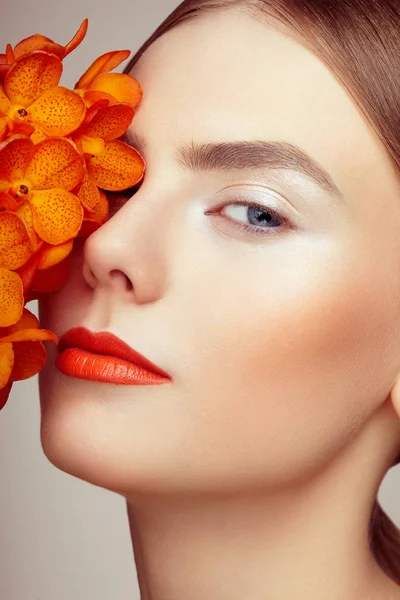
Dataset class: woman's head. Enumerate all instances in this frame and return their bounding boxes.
[39,0,400,559]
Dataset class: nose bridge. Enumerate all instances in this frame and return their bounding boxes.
[83,191,172,302]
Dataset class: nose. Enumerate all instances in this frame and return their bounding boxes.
[82,194,169,304]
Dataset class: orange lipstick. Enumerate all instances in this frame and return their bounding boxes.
[56,327,171,385]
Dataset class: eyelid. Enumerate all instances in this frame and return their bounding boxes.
[214,183,298,217]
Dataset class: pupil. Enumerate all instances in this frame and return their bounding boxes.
[248,207,280,227]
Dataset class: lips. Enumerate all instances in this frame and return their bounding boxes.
[56,326,171,385]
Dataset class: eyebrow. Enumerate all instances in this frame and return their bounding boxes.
[123,130,344,201]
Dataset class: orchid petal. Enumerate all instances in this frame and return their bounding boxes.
[0,211,33,269]
[29,127,47,144]
[0,193,18,211]
[0,268,23,327]
[0,84,12,116]
[16,252,41,294]
[83,90,116,108]
[80,135,105,156]
[6,45,14,65]
[64,19,88,57]
[0,342,14,389]
[29,87,86,137]
[32,255,70,293]
[87,140,145,191]
[78,190,109,236]
[16,202,43,251]
[37,239,73,269]
[77,103,134,141]
[14,36,65,59]
[9,340,46,381]
[75,50,130,89]
[25,137,84,191]
[76,168,100,211]
[4,51,62,107]
[0,380,12,410]
[0,117,8,141]
[0,307,57,342]
[87,73,143,108]
[0,136,34,186]
[8,121,35,138]
[29,188,83,245]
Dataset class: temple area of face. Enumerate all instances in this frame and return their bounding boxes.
[123,130,345,203]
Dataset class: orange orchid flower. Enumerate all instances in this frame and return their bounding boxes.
[0,136,84,249]
[0,20,88,81]
[0,307,58,410]
[0,19,148,411]
[0,50,86,142]
[71,104,145,214]
[74,50,143,109]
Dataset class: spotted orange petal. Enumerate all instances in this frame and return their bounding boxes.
[87,73,143,108]
[4,51,62,107]
[37,239,73,269]
[76,168,101,211]
[25,137,84,191]
[76,104,134,141]
[32,254,70,293]
[0,84,12,116]
[0,136,34,187]
[0,342,14,389]
[28,188,83,245]
[0,211,33,269]
[29,87,86,137]
[0,268,23,327]
[75,50,130,90]
[87,140,145,191]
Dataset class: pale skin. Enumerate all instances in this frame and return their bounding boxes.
[38,6,400,599]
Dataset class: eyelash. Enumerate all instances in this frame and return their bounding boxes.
[205,194,290,237]
[112,189,290,237]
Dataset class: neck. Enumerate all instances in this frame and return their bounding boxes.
[126,414,400,600]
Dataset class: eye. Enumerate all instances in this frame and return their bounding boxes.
[205,193,292,237]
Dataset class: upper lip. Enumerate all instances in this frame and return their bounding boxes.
[58,327,171,379]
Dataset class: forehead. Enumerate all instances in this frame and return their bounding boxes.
[129,8,398,203]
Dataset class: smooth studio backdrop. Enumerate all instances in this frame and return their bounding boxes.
[1,2,400,599]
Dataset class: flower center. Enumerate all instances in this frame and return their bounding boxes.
[18,184,29,195]
[10,181,31,199]
[17,108,28,118]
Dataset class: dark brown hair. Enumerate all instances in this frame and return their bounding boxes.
[124,0,400,582]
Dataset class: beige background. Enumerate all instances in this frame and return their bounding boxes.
[1,2,400,599]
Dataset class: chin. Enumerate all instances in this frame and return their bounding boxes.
[38,356,190,498]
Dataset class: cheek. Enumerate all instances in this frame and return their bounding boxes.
[177,238,398,486]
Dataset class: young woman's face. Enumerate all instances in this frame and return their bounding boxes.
[39,8,400,495]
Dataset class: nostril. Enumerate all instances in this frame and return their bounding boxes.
[110,269,133,291]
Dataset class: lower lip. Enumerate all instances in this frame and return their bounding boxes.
[56,348,171,385]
